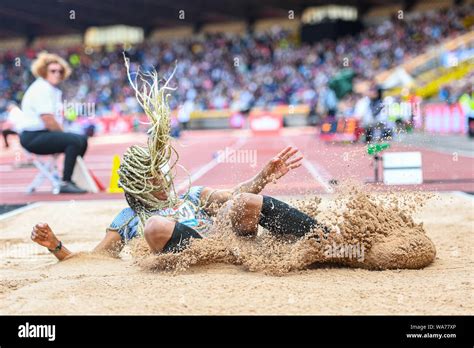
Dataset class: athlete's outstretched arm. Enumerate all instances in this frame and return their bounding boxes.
[31,223,123,261]
[201,146,303,215]
[234,145,303,194]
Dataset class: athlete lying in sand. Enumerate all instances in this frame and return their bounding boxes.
[31,146,330,260]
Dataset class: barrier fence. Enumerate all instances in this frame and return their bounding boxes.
[62,102,469,136]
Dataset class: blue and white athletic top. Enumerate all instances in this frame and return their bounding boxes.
[108,186,212,242]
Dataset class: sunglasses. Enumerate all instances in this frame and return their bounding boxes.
[48,69,64,75]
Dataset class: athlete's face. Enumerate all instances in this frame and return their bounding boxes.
[149,176,169,201]
[46,63,64,86]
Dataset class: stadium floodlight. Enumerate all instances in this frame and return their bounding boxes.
[302,5,358,24]
[84,25,144,46]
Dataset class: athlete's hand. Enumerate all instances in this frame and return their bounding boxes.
[262,146,303,182]
[31,223,59,250]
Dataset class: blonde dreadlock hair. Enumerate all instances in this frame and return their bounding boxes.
[118,54,190,236]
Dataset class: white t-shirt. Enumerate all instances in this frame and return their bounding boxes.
[178,100,194,123]
[353,96,389,127]
[353,96,373,127]
[6,106,26,133]
[20,78,63,132]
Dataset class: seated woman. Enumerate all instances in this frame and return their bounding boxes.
[19,52,88,194]
[31,146,329,259]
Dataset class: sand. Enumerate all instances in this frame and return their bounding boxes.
[0,192,472,315]
[133,188,437,274]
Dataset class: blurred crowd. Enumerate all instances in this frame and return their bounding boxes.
[438,70,474,105]
[0,4,472,118]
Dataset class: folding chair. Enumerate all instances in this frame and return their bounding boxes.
[26,153,61,194]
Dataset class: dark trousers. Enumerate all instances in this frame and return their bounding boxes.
[2,129,17,148]
[20,130,88,182]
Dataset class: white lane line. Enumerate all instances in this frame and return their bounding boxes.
[0,202,43,221]
[175,137,248,192]
[301,159,334,193]
[452,191,474,200]
[284,138,334,193]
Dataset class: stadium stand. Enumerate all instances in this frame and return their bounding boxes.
[0,2,472,131]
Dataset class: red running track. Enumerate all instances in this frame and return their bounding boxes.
[1,128,473,205]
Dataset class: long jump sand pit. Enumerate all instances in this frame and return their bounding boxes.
[0,192,472,315]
